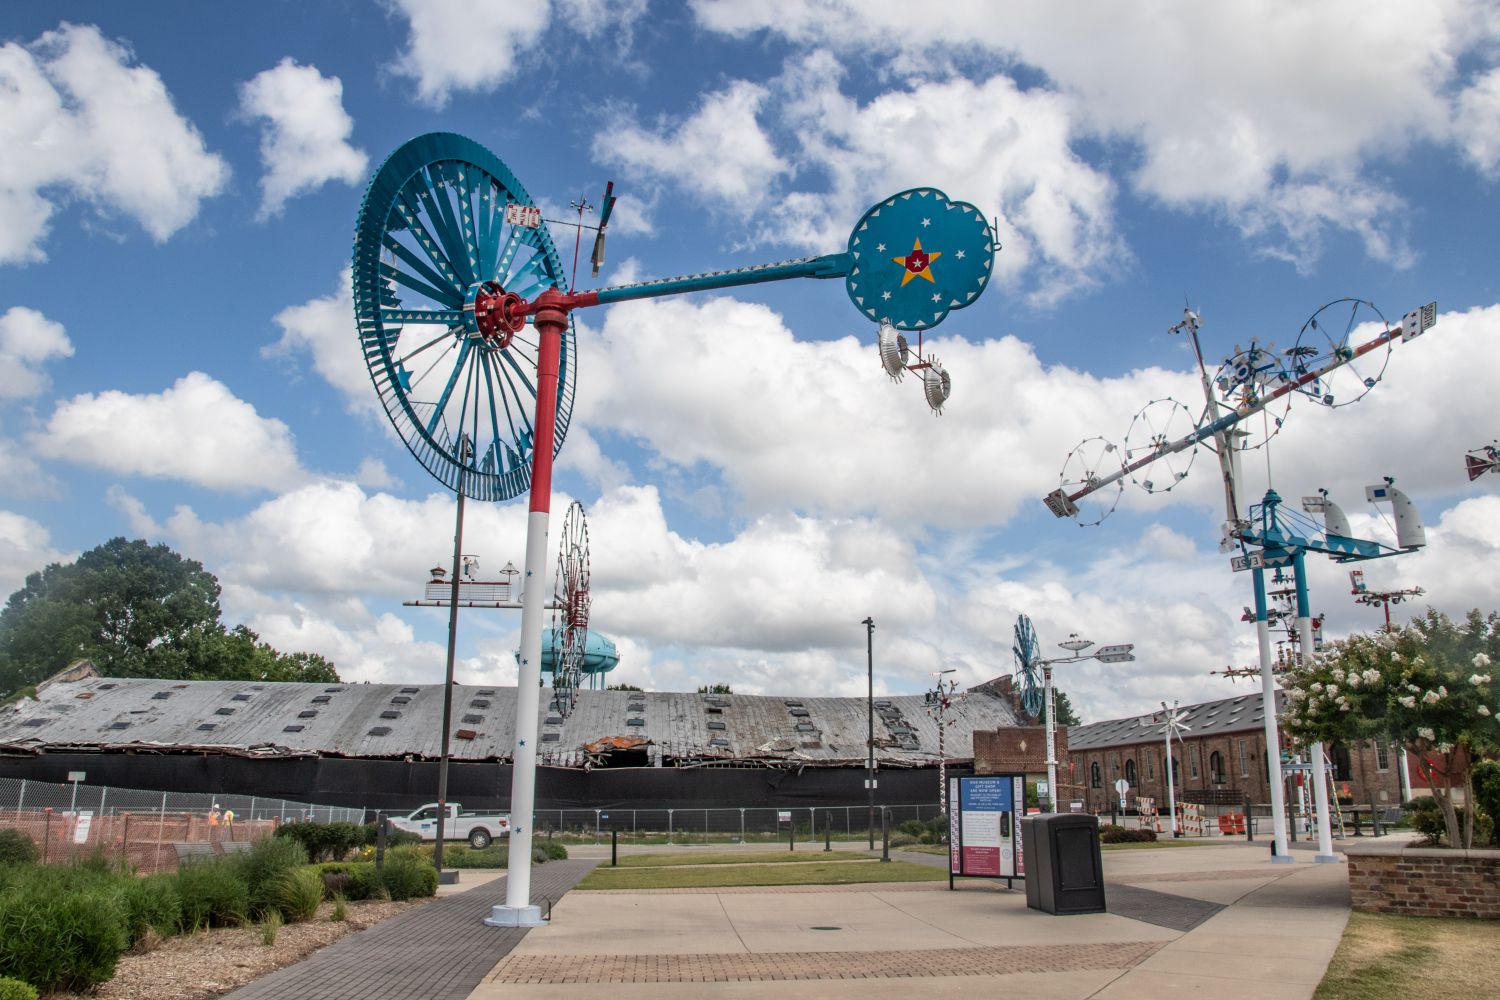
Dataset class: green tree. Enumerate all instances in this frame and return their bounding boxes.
[1053,690,1082,726]
[697,683,733,694]
[0,538,338,694]
[1281,609,1500,848]
[606,682,644,691]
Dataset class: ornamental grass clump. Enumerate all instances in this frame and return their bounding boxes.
[0,867,129,993]
[1282,608,1500,849]
[271,868,324,923]
[377,848,438,901]
[240,835,309,916]
[121,872,183,944]
[174,857,250,930]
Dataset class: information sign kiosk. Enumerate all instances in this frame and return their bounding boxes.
[948,773,1025,889]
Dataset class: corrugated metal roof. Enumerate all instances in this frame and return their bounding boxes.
[0,666,1023,768]
[1066,690,1288,751]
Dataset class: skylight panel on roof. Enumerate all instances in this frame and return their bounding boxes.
[368,726,391,736]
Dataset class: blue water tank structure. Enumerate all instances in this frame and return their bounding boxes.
[539,628,619,689]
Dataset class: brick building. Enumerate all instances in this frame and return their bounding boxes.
[1063,691,1404,814]
[972,726,1064,791]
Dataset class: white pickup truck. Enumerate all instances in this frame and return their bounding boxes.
[388,803,510,849]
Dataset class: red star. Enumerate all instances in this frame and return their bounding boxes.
[892,238,942,287]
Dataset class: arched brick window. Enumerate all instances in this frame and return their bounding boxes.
[1091,761,1102,788]
[1124,759,1137,785]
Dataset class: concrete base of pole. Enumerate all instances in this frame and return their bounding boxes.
[484,904,545,927]
[1314,855,1340,864]
[437,869,459,885]
[1270,855,1296,865]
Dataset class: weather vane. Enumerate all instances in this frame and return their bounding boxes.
[352,132,998,926]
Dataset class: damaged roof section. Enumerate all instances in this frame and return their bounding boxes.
[0,663,1023,770]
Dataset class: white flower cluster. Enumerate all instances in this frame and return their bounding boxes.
[1399,695,1417,709]
[1481,706,1493,717]
[1418,726,1436,741]
[1475,653,1493,669]
[1422,690,1442,705]
[1470,673,1493,686]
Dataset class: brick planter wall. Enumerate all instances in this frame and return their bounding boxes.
[1345,843,1500,918]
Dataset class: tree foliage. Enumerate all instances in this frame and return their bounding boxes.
[1053,690,1082,727]
[0,538,338,695]
[1281,609,1500,848]
[696,683,733,694]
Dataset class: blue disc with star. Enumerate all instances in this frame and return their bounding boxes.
[845,188,996,331]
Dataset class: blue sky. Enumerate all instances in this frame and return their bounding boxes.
[2,1,1498,720]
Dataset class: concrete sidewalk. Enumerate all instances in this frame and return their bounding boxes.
[467,840,1361,999]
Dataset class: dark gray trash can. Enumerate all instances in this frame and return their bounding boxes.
[1021,814,1106,915]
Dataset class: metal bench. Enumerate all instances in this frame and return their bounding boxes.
[172,842,216,863]
[218,840,253,855]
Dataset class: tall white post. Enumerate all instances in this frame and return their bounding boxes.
[1044,665,1058,813]
[486,304,565,928]
[1164,723,1177,837]
[1253,568,1293,862]
[1293,552,1337,863]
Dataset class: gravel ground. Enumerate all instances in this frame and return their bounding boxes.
[45,897,433,1000]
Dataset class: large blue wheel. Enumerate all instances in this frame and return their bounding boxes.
[353,133,576,500]
[1012,614,1043,719]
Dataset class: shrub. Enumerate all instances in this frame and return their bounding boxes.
[0,876,129,992]
[0,977,38,1000]
[122,873,182,944]
[536,840,568,861]
[378,850,438,901]
[897,819,927,838]
[1100,827,1156,844]
[362,821,421,848]
[315,862,381,901]
[330,892,347,922]
[888,833,918,848]
[1472,760,1500,846]
[272,869,323,923]
[276,821,364,862]
[0,831,37,868]
[175,857,250,930]
[240,835,309,915]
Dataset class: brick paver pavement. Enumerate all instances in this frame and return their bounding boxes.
[223,859,597,1000]
[484,941,1165,984]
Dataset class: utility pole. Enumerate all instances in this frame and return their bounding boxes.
[863,617,876,850]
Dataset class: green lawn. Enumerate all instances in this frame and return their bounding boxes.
[1315,912,1500,999]
[607,850,875,868]
[893,838,1222,856]
[576,856,944,890]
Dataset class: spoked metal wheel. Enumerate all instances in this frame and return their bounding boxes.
[1124,397,1198,494]
[1213,342,1292,450]
[1058,436,1124,526]
[1291,297,1391,408]
[1011,614,1043,719]
[352,132,577,500]
[548,501,591,715]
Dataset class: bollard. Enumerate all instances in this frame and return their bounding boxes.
[1245,795,1254,843]
[611,828,618,867]
[824,811,832,852]
[789,818,795,853]
[880,808,890,863]
[1352,806,1363,837]
[43,808,51,864]
[375,812,387,871]
[1371,795,1382,837]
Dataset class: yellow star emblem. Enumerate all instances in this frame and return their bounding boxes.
[892,238,942,287]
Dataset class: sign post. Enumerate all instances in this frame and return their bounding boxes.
[948,773,1025,890]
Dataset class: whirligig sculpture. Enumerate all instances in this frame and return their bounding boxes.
[353,132,998,925]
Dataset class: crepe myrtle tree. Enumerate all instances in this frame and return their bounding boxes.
[1281,609,1500,849]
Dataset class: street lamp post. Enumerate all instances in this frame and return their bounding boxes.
[1035,634,1135,813]
[927,669,959,814]
[863,617,875,850]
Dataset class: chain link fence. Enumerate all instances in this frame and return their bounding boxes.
[0,777,364,874]
[525,803,946,845]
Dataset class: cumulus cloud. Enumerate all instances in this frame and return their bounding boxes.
[238,58,367,218]
[263,267,378,416]
[34,372,305,490]
[0,510,69,597]
[0,306,72,398]
[0,22,228,264]
[389,0,647,107]
[1454,67,1500,177]
[692,0,1500,268]
[596,81,790,209]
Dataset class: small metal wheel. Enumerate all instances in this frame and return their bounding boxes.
[1124,397,1198,493]
[1213,341,1291,450]
[1290,297,1391,408]
[1058,436,1124,526]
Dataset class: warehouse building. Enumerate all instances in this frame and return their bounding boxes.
[0,662,1024,811]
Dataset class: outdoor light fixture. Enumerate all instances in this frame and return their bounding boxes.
[1034,634,1135,812]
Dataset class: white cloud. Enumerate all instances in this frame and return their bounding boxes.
[0,306,72,398]
[238,58,368,218]
[263,267,378,416]
[692,0,1500,268]
[596,81,790,208]
[1455,67,1500,177]
[34,372,305,491]
[0,511,69,598]
[0,22,228,264]
[389,0,649,106]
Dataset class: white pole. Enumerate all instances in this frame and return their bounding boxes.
[1253,568,1293,863]
[1044,665,1058,813]
[1293,555,1337,863]
[1164,718,1177,837]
